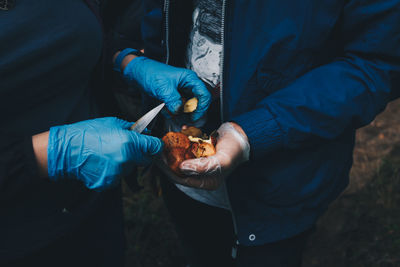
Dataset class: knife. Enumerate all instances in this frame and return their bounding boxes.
[130,103,165,133]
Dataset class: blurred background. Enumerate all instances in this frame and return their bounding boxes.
[119,97,400,267]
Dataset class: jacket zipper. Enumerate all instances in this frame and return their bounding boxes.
[163,0,239,258]
[220,0,240,259]
[163,0,170,65]
[220,0,226,123]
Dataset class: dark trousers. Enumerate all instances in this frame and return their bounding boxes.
[161,178,314,267]
[3,194,125,267]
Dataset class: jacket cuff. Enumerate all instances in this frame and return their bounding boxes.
[232,108,284,159]
[23,135,40,178]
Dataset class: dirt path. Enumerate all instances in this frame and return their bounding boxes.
[303,99,400,267]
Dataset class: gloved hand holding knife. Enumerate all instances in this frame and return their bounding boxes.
[46,115,163,192]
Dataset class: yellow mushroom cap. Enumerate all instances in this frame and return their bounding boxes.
[183,97,198,113]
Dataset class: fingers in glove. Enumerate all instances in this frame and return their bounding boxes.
[137,134,164,156]
[156,86,182,114]
[83,117,132,129]
[124,132,164,165]
[180,72,211,121]
[114,117,135,129]
[179,156,221,176]
[164,96,182,115]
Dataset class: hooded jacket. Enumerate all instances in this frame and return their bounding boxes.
[141,0,400,245]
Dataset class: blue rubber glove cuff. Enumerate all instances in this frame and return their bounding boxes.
[113,48,142,73]
[48,126,66,179]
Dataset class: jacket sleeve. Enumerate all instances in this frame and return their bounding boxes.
[232,0,400,159]
[103,0,145,55]
[0,133,40,200]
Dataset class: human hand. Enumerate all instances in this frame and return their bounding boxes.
[178,122,250,190]
[47,117,163,191]
[118,51,211,121]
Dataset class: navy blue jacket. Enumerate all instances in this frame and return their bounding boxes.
[142,0,400,245]
[0,0,138,260]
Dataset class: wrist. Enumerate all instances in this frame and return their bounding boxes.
[224,122,250,162]
[32,131,49,177]
[120,54,138,72]
[228,122,248,141]
[113,48,144,73]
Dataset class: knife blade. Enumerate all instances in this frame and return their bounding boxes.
[130,103,165,133]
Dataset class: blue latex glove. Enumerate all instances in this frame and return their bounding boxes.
[118,52,211,122]
[47,117,163,191]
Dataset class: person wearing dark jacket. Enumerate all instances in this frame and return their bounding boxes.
[113,0,400,266]
[0,0,211,266]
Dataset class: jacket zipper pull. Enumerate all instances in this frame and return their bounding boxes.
[231,238,239,259]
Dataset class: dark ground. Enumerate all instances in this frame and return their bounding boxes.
[122,99,400,267]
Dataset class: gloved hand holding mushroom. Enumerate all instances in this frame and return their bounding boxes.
[161,122,250,190]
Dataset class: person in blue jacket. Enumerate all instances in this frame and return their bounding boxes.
[113,0,400,266]
[0,0,211,266]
